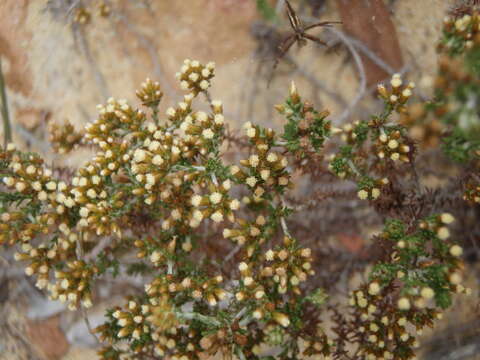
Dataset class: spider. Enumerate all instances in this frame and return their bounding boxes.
[270,0,341,80]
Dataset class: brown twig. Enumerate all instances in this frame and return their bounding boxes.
[0,58,12,148]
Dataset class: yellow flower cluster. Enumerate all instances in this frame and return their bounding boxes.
[375,129,411,163]
[48,260,95,310]
[1,144,73,244]
[175,59,215,95]
[349,213,469,359]
[136,78,163,108]
[48,119,83,154]
[377,74,415,113]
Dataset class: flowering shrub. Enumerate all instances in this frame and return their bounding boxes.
[0,14,478,360]
[401,10,480,205]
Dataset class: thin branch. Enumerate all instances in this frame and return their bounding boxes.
[75,231,102,346]
[85,236,113,261]
[279,198,293,238]
[0,58,12,148]
[344,35,396,74]
[328,28,367,124]
[72,24,110,100]
[300,14,396,75]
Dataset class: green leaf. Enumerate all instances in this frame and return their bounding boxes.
[435,288,452,309]
[256,0,277,22]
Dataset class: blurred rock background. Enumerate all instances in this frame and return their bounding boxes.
[1,0,479,359]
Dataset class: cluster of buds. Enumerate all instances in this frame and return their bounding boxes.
[111,299,153,342]
[301,330,335,358]
[440,12,480,54]
[73,7,91,24]
[349,284,424,360]
[357,176,389,201]
[95,298,155,355]
[135,78,163,108]
[1,145,73,244]
[327,147,356,180]
[181,101,225,146]
[146,273,227,307]
[416,13,480,163]
[72,98,153,237]
[232,122,291,200]
[72,164,123,238]
[399,103,444,149]
[275,81,332,156]
[327,146,389,201]
[86,97,146,143]
[336,120,366,145]
[348,214,468,358]
[1,57,473,360]
[375,128,411,162]
[328,73,417,202]
[153,327,200,359]
[436,55,474,95]
[97,1,111,17]
[400,12,480,163]
[464,178,480,203]
[48,260,96,310]
[134,236,192,266]
[199,326,249,358]
[14,243,57,289]
[377,74,415,113]
[223,214,270,258]
[56,225,79,252]
[48,119,83,154]
[235,237,313,309]
[72,2,110,25]
[175,59,215,95]
[190,178,238,226]
[164,93,194,126]
[260,237,314,295]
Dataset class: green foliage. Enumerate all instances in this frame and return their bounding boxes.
[256,0,277,22]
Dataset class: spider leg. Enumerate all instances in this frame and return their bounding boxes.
[267,34,297,86]
[277,34,297,56]
[303,33,329,47]
[285,0,302,32]
[304,21,342,31]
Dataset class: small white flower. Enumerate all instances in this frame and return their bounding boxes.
[46,181,57,191]
[79,207,90,218]
[229,199,240,210]
[440,213,455,224]
[358,189,369,200]
[420,287,434,299]
[397,297,411,310]
[249,155,259,167]
[390,74,402,87]
[246,177,257,188]
[214,114,224,125]
[449,245,463,257]
[133,149,147,163]
[210,211,224,223]
[191,195,203,207]
[388,139,399,149]
[202,128,215,139]
[209,192,222,204]
[196,111,208,122]
[246,127,256,138]
[437,226,450,240]
[265,250,275,261]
